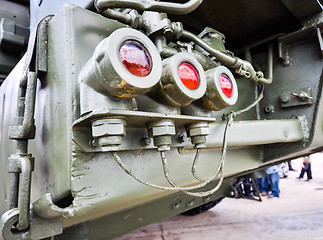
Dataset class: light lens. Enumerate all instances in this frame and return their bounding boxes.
[119,41,152,77]
[178,63,199,90]
[219,74,232,98]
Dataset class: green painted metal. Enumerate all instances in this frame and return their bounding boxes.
[57,179,234,240]
[0,1,323,239]
[94,0,203,15]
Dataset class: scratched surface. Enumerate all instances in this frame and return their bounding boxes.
[116,154,323,240]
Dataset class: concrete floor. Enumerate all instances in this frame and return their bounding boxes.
[116,153,323,240]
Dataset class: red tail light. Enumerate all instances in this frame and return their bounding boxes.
[119,41,152,77]
[153,52,206,107]
[199,66,238,111]
[79,28,162,99]
[219,74,232,98]
[178,63,199,90]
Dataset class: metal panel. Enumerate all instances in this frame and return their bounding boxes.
[30,5,264,227]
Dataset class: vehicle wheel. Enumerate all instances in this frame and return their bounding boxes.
[181,198,224,216]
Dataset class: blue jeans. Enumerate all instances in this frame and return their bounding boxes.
[262,172,280,197]
[254,177,263,192]
[299,163,312,180]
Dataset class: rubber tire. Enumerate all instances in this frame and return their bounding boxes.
[181,198,224,216]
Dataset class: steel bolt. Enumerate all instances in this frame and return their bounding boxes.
[177,133,187,143]
[264,104,274,113]
[281,95,290,103]
[141,137,151,147]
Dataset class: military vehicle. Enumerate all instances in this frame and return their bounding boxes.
[0,0,322,239]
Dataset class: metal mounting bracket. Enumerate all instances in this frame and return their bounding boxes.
[280,87,313,108]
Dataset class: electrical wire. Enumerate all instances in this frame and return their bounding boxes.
[111,84,264,196]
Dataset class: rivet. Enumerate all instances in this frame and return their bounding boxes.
[186,197,196,207]
[172,197,182,210]
[203,196,211,203]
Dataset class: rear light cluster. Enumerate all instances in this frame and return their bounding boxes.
[80,27,238,111]
[78,27,239,153]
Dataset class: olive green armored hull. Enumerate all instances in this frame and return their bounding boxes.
[0,1,322,239]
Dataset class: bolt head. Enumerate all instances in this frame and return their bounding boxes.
[141,137,151,147]
[281,95,290,103]
[264,104,274,113]
[177,134,187,143]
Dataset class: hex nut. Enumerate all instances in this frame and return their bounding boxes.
[186,122,209,137]
[92,118,126,137]
[147,120,175,138]
[188,127,209,137]
[148,125,176,137]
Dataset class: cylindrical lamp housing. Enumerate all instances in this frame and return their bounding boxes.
[199,66,238,111]
[150,52,206,107]
[79,28,162,98]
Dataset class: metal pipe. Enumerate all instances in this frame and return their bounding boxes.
[100,8,144,29]
[100,8,132,24]
[255,44,273,85]
[266,44,274,83]
[181,30,260,81]
[94,0,203,15]
[153,35,178,58]
[181,30,237,65]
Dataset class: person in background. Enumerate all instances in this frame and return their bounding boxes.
[297,155,313,181]
[261,165,280,199]
[278,162,289,179]
[288,161,296,171]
